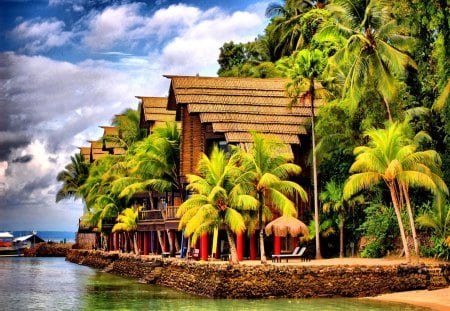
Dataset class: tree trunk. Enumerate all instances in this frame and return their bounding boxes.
[383,96,393,121]
[157,230,165,253]
[133,232,139,255]
[166,229,174,255]
[259,229,266,264]
[339,210,345,258]
[258,193,267,264]
[311,79,322,259]
[402,183,420,257]
[389,185,410,262]
[226,227,239,264]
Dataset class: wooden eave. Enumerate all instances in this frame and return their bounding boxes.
[164,75,322,145]
[136,96,175,129]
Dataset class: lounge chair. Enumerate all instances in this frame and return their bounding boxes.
[272,246,306,263]
[187,248,200,260]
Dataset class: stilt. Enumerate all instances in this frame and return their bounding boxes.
[237,231,244,261]
[201,233,208,261]
[143,231,149,255]
[250,232,257,260]
[274,236,281,255]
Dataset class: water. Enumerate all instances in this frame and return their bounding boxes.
[0,257,429,311]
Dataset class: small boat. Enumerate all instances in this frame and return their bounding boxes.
[0,232,28,256]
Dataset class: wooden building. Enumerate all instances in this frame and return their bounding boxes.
[134,75,320,260]
[137,96,177,133]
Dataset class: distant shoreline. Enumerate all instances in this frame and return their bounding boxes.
[11,231,76,243]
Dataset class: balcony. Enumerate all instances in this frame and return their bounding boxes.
[139,206,179,222]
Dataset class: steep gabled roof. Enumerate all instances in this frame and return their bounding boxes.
[136,96,176,129]
[165,75,322,145]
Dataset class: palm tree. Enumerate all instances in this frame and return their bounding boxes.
[320,180,363,258]
[115,121,181,200]
[56,153,90,206]
[278,48,327,259]
[318,0,416,120]
[265,0,328,58]
[238,132,308,263]
[343,121,447,261]
[107,107,147,149]
[112,207,140,254]
[416,191,450,242]
[176,146,258,264]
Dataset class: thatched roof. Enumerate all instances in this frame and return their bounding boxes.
[265,216,309,237]
[136,96,176,129]
[78,147,91,162]
[165,75,322,145]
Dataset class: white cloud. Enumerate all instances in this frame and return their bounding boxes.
[12,19,72,53]
[2,1,270,231]
[83,3,146,50]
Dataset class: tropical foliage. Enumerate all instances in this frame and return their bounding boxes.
[176,146,258,264]
[236,132,308,263]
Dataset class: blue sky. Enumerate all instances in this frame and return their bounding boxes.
[0,0,270,231]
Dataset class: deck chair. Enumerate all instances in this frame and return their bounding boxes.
[187,248,200,260]
[272,246,306,263]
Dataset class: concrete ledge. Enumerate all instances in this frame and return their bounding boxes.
[66,249,450,298]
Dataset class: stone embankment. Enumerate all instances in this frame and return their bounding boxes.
[66,249,450,298]
[24,242,73,257]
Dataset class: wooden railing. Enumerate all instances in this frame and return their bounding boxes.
[139,206,179,222]
[139,210,164,221]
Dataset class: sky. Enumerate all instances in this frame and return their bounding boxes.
[0,0,270,231]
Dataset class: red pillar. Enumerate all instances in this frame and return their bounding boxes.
[236,232,244,261]
[200,233,208,261]
[143,232,149,255]
[274,236,281,255]
[249,233,257,260]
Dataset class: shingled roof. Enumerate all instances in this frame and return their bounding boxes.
[137,96,176,130]
[165,75,321,145]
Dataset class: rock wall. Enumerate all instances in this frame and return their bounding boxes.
[66,250,450,298]
[24,242,73,257]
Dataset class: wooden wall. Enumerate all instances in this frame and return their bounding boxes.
[180,105,203,182]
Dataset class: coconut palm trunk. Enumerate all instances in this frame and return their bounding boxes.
[258,193,267,264]
[226,227,239,264]
[166,229,175,255]
[133,232,139,254]
[310,78,322,259]
[389,183,410,261]
[402,183,419,257]
[339,209,345,258]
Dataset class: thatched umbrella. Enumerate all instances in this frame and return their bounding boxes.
[265,216,309,237]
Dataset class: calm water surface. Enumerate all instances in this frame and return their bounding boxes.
[0,257,428,311]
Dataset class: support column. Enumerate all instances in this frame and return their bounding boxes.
[200,233,208,261]
[274,236,281,255]
[236,232,244,261]
[143,232,149,255]
[249,232,257,260]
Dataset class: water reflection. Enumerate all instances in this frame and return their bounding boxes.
[0,257,430,311]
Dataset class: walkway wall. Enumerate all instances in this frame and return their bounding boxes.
[66,249,450,298]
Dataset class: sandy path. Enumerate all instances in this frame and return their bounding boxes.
[368,287,450,311]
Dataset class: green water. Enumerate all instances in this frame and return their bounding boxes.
[0,257,430,310]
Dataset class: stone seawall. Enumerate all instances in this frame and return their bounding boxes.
[66,250,450,298]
